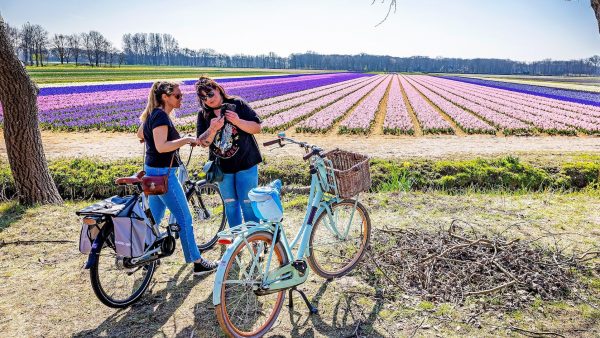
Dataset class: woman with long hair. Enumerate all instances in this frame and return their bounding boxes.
[137,81,217,275]
[194,76,262,228]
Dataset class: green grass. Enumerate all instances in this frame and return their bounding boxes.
[0,154,598,201]
[1,190,597,336]
[26,64,333,84]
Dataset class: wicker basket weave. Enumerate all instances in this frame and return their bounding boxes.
[323,149,371,199]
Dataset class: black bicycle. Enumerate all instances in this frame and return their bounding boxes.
[76,146,225,308]
[177,145,226,251]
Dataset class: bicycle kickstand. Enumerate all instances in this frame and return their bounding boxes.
[288,286,318,314]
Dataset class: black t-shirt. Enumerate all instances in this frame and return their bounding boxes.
[144,108,180,168]
[196,97,262,173]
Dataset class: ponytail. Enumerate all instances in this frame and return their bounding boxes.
[140,81,179,122]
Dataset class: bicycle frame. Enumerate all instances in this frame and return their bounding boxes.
[213,151,360,306]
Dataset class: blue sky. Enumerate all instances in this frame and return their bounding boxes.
[1,0,599,62]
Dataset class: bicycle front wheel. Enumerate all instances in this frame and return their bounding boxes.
[90,230,156,308]
[188,182,226,251]
[308,199,371,279]
[215,231,288,337]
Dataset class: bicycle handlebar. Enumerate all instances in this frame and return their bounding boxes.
[264,134,324,161]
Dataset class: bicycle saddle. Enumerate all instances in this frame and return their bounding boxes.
[115,171,145,185]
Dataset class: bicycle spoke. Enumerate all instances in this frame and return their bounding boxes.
[308,201,371,278]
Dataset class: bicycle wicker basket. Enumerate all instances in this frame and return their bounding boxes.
[322,149,371,199]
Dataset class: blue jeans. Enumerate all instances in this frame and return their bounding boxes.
[218,165,259,227]
[144,165,201,263]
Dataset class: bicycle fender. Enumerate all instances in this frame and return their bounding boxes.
[84,233,104,269]
[212,222,273,306]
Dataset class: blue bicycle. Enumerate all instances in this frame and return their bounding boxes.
[212,133,372,337]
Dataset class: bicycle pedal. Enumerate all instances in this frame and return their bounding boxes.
[168,223,181,232]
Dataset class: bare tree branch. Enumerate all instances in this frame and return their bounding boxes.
[373,0,397,27]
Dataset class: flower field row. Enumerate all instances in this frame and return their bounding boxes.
[337,75,392,134]
[297,75,391,133]
[405,76,536,135]
[0,72,369,131]
[399,76,454,134]
[254,76,374,117]
[415,77,577,134]
[440,76,600,106]
[383,76,414,135]
[2,72,598,136]
[261,75,384,132]
[403,76,496,135]
[420,76,600,134]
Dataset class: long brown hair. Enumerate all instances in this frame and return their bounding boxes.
[194,76,236,118]
[140,81,179,122]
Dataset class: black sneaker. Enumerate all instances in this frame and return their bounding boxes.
[194,258,218,276]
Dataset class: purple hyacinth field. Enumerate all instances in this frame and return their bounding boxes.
[1,72,599,136]
[0,72,370,131]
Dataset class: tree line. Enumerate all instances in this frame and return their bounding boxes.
[4,20,600,75]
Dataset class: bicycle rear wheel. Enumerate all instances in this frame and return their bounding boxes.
[308,199,371,279]
[90,229,156,308]
[215,231,288,337]
[188,182,226,251]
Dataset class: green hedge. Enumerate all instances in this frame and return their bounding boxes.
[0,156,598,200]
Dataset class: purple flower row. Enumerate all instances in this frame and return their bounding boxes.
[262,75,382,132]
[255,76,374,117]
[5,73,369,131]
[37,72,345,96]
[440,76,600,107]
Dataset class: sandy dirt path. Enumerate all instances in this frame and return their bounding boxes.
[1,131,600,160]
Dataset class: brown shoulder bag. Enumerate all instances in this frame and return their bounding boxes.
[141,153,175,195]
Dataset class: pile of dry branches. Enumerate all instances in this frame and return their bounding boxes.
[362,220,599,310]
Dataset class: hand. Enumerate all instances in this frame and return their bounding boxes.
[224,110,240,126]
[209,115,225,132]
[184,136,197,146]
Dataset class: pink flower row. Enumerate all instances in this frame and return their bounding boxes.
[262,75,383,131]
[254,76,372,117]
[435,77,600,126]
[383,75,414,135]
[299,75,391,132]
[420,76,600,133]
[404,76,495,134]
[338,75,392,133]
[411,76,559,133]
[399,76,453,134]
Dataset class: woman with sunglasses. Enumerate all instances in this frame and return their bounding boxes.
[137,81,218,275]
[195,76,262,228]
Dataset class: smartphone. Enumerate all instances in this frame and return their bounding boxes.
[221,103,236,114]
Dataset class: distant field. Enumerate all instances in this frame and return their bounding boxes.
[26,65,332,84]
[450,74,600,93]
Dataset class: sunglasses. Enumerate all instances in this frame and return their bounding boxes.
[199,90,216,101]
[172,93,183,100]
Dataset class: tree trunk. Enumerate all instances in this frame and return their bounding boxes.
[0,17,62,205]
[593,0,600,33]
